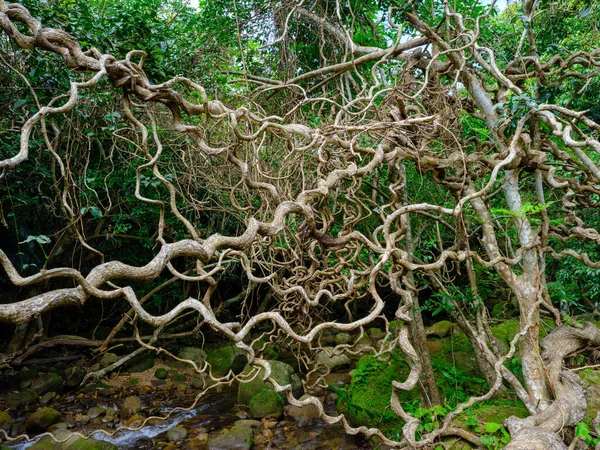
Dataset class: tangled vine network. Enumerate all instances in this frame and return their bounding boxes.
[2,0,600,449]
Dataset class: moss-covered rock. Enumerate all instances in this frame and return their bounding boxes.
[249,388,284,419]
[68,438,118,450]
[154,368,168,379]
[31,373,64,396]
[26,407,61,433]
[28,442,56,450]
[6,388,39,409]
[206,345,248,378]
[64,366,86,388]
[345,352,411,433]
[580,369,600,425]
[425,321,458,338]
[0,410,12,433]
[177,347,206,366]
[207,426,253,450]
[237,360,300,406]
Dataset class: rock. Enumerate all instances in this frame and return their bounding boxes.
[334,333,351,345]
[120,396,142,420]
[6,389,39,409]
[425,320,458,338]
[166,426,188,441]
[40,392,56,405]
[28,442,56,450]
[207,426,253,450]
[286,395,320,427]
[48,422,68,432]
[0,411,12,433]
[105,407,117,417]
[123,413,144,427]
[68,438,118,450]
[177,347,206,366]
[206,346,248,378]
[237,360,300,406]
[125,354,154,373]
[233,419,262,428]
[368,327,386,340]
[74,414,90,426]
[154,368,168,379]
[26,407,61,433]
[64,366,87,388]
[31,373,65,396]
[249,389,284,419]
[99,353,119,369]
[170,373,187,385]
[19,368,39,381]
[426,340,443,353]
[191,377,205,389]
[580,370,600,424]
[189,433,209,448]
[316,348,351,372]
[86,407,105,419]
[64,414,75,428]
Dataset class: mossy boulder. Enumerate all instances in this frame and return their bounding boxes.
[26,407,61,433]
[346,352,412,433]
[206,345,248,378]
[64,366,87,388]
[177,347,206,366]
[154,368,168,379]
[237,360,300,406]
[124,354,154,373]
[0,410,12,433]
[425,321,458,338]
[28,442,56,450]
[251,340,279,360]
[99,353,119,369]
[31,372,65,395]
[249,388,284,419]
[6,388,39,409]
[580,369,600,425]
[68,438,118,450]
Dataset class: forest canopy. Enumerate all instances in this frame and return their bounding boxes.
[1,0,600,449]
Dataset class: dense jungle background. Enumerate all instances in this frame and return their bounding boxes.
[1,0,600,448]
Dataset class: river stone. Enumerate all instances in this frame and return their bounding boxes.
[249,389,283,419]
[68,438,118,450]
[86,407,105,419]
[154,368,168,379]
[177,347,206,365]
[166,426,188,441]
[74,413,90,426]
[120,396,142,420]
[316,348,351,372]
[26,407,61,433]
[286,395,320,427]
[233,419,262,428]
[6,389,39,409]
[32,373,65,396]
[206,346,248,377]
[64,366,86,388]
[208,426,253,450]
[99,353,119,369]
[40,392,56,405]
[191,376,205,389]
[334,333,351,345]
[368,327,386,340]
[237,360,300,405]
[425,320,458,338]
[0,411,12,433]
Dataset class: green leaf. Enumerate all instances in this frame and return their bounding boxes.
[13,99,27,109]
[465,417,478,427]
[90,206,103,218]
[576,422,590,439]
[485,422,503,433]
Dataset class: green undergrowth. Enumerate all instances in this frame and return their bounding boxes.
[337,319,549,444]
